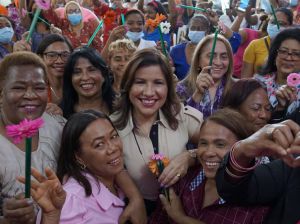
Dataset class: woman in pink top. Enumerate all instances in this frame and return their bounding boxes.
[21,110,142,224]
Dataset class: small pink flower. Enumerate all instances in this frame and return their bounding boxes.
[287,73,300,87]
[151,153,166,160]
[6,118,44,144]
[35,0,50,10]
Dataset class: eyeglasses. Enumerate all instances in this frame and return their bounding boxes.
[277,49,300,60]
[67,9,81,14]
[43,51,71,61]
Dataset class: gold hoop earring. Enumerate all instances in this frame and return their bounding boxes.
[76,159,87,170]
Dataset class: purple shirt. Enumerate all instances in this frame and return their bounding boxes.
[60,173,125,224]
[176,77,226,119]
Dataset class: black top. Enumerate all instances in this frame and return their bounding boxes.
[216,154,300,224]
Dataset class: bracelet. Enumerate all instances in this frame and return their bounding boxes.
[225,167,247,179]
[229,141,261,173]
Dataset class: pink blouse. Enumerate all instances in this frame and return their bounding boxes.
[59,174,125,224]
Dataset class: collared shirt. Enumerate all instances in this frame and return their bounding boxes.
[110,104,203,201]
[59,173,125,224]
[149,167,269,224]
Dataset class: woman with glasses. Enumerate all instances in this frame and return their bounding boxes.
[37,34,73,105]
[254,28,300,121]
[241,8,293,78]
[0,16,15,61]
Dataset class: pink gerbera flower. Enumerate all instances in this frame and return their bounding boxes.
[6,118,44,144]
[287,73,300,87]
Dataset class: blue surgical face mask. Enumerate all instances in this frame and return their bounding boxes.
[67,13,82,26]
[0,27,14,44]
[188,30,205,44]
[267,23,280,39]
[126,31,144,42]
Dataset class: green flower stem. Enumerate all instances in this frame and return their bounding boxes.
[87,20,104,47]
[209,29,218,66]
[26,8,41,42]
[121,14,125,25]
[25,137,32,198]
[271,5,280,30]
[178,4,207,12]
[158,26,168,57]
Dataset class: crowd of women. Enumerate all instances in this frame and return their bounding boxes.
[1,0,300,223]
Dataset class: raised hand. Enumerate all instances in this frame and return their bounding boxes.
[18,167,66,215]
[192,66,214,102]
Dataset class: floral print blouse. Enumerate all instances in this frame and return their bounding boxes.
[176,77,226,119]
[255,73,300,115]
[43,8,103,51]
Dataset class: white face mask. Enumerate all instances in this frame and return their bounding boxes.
[126,31,144,42]
[188,30,205,44]
[267,23,281,39]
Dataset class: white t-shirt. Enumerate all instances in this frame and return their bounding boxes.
[0,113,64,207]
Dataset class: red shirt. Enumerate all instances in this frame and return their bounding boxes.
[93,3,127,44]
[43,8,103,51]
[149,167,269,224]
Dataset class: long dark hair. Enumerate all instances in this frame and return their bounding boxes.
[113,48,181,130]
[60,47,113,118]
[147,1,168,18]
[260,28,300,76]
[221,79,266,110]
[56,110,116,196]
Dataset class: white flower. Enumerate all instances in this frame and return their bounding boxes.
[160,21,171,34]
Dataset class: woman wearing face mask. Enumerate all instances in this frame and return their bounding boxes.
[149,109,269,224]
[170,15,210,81]
[43,1,103,50]
[138,0,176,50]
[101,9,158,62]
[241,7,293,78]
[176,34,235,119]
[124,9,158,50]
[0,16,15,60]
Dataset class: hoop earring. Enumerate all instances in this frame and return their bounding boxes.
[76,159,87,170]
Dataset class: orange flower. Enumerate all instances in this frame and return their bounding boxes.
[145,13,166,32]
[103,9,117,27]
[148,154,170,176]
[0,5,8,16]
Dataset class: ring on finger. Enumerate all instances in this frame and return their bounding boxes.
[176,173,181,178]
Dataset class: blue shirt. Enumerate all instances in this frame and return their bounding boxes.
[170,42,190,80]
[144,27,171,51]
